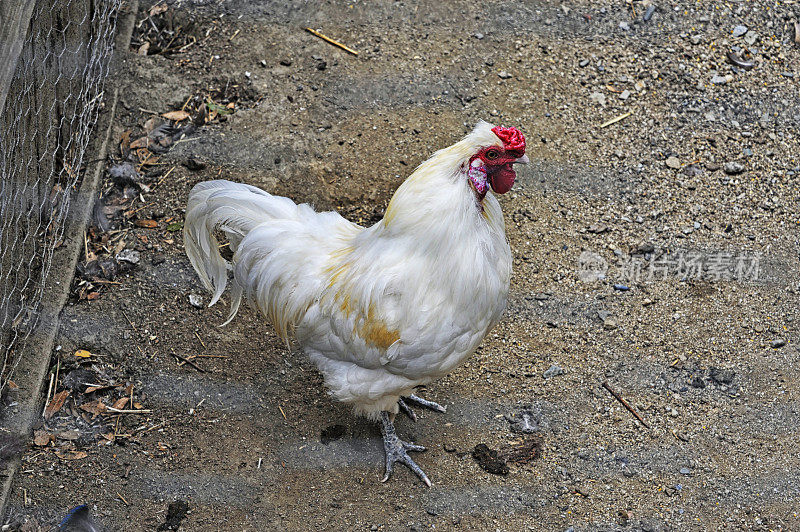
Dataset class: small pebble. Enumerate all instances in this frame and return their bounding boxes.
[590,92,606,106]
[666,156,681,169]
[771,339,787,348]
[543,365,565,379]
[619,21,630,31]
[619,89,631,100]
[613,284,630,291]
[498,71,512,79]
[474,33,484,40]
[188,294,204,308]
[679,467,691,475]
[579,59,590,68]
[732,25,748,38]
[723,161,745,175]
[643,5,656,22]
[116,249,140,265]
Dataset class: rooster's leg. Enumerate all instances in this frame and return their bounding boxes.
[397,397,417,422]
[398,394,447,421]
[380,412,431,487]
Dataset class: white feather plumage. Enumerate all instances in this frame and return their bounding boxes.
[184,121,512,419]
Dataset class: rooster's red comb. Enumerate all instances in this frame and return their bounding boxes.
[491,126,526,154]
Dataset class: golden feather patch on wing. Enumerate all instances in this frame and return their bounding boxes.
[325,248,400,351]
[358,305,400,350]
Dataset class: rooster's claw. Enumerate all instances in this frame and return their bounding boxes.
[380,412,431,487]
[398,394,447,422]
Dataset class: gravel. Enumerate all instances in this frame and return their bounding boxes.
[723,161,746,175]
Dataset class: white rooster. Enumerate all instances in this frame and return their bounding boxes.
[184,121,527,485]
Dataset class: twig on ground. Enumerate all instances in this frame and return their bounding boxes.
[602,381,650,428]
[135,421,166,433]
[125,202,154,217]
[600,111,632,129]
[194,331,206,349]
[153,166,176,189]
[107,406,153,414]
[180,95,192,112]
[172,352,205,373]
[304,27,359,55]
[122,312,139,333]
[53,359,61,395]
[42,373,54,417]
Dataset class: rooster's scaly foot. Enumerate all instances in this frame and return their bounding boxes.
[380,412,430,487]
[398,394,447,422]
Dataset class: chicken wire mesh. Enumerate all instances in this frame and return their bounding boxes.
[0,0,122,394]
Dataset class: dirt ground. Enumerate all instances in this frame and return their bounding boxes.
[4,0,800,530]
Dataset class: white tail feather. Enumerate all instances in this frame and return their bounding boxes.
[183,179,360,337]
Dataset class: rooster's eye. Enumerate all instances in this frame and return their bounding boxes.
[485,149,500,160]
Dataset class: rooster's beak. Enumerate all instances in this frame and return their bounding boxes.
[514,154,530,164]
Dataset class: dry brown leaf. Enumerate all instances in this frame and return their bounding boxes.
[129,136,150,149]
[44,391,69,420]
[133,402,144,409]
[149,3,168,16]
[162,110,191,121]
[89,383,125,394]
[79,399,107,417]
[74,349,92,358]
[143,117,162,134]
[87,292,101,301]
[33,430,52,447]
[135,219,158,229]
[120,130,132,158]
[56,430,80,441]
[55,450,88,460]
[111,397,130,410]
[123,383,134,396]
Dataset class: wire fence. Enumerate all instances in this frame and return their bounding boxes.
[0,0,122,394]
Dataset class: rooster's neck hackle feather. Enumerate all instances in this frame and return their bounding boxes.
[382,120,505,231]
